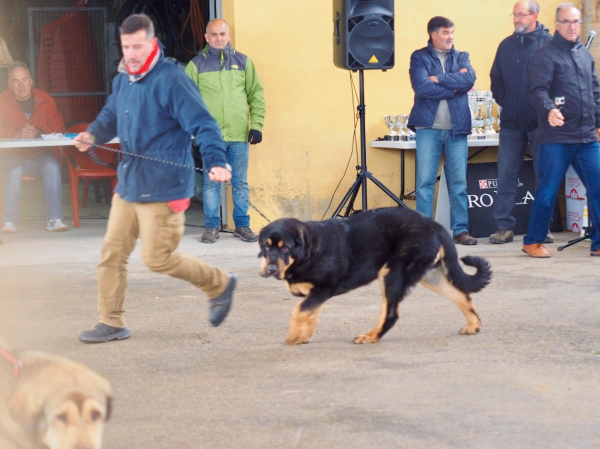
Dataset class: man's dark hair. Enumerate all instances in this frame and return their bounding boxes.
[427,16,454,36]
[119,13,155,38]
[7,61,30,77]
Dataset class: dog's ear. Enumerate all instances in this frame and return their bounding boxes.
[105,395,112,421]
[9,384,45,436]
[258,240,265,258]
[293,225,313,260]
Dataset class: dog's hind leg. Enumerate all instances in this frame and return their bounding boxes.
[420,264,481,335]
[354,265,407,344]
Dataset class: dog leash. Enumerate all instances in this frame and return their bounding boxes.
[0,149,46,178]
[81,140,272,223]
[0,346,22,377]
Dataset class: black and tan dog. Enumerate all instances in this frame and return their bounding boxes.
[259,207,492,344]
[0,340,112,449]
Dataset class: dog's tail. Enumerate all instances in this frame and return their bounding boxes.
[442,243,492,294]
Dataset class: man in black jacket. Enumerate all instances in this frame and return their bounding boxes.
[489,0,551,244]
[523,3,600,258]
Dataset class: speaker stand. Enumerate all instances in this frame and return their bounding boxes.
[332,70,409,218]
[558,198,593,252]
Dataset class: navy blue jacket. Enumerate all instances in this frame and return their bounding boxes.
[490,23,551,131]
[407,41,476,135]
[529,31,600,144]
[88,56,227,202]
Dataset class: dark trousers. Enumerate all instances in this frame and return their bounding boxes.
[493,128,540,231]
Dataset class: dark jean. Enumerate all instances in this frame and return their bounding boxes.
[494,128,540,231]
[203,141,250,229]
[524,141,600,251]
[415,128,469,235]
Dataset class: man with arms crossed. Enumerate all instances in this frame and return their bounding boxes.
[408,16,477,245]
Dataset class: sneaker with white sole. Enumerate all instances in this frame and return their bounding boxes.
[1,222,17,234]
[46,219,68,232]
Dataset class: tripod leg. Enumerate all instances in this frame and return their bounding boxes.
[332,177,362,218]
[367,174,410,209]
[344,180,362,216]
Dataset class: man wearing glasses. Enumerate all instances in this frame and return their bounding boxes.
[489,0,551,245]
[523,3,600,257]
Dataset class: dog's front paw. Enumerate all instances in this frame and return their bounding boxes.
[285,333,311,345]
[353,332,380,344]
[459,325,480,335]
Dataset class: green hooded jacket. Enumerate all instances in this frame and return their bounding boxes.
[185,44,265,142]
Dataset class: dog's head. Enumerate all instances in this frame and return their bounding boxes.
[258,219,313,279]
[9,352,112,449]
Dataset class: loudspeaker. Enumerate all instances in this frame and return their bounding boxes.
[333,0,394,71]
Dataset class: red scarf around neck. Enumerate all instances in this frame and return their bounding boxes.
[126,41,159,75]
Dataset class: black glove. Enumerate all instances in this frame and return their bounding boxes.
[248,129,262,145]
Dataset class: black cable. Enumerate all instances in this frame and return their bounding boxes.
[321,71,361,219]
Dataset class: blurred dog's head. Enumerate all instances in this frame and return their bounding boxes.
[7,352,112,449]
[258,219,313,279]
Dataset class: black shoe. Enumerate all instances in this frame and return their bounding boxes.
[79,323,131,343]
[543,231,554,244]
[209,273,237,326]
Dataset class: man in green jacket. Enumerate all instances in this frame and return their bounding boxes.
[186,18,266,244]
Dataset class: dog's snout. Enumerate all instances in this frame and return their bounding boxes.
[267,264,278,275]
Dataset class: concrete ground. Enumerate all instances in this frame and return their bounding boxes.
[0,213,599,449]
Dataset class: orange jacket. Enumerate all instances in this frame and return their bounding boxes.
[0,87,66,138]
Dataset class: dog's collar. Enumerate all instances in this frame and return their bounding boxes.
[0,346,22,377]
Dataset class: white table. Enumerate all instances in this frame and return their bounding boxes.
[0,137,119,149]
[370,138,500,199]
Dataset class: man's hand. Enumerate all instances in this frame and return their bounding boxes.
[74,132,95,152]
[430,68,467,85]
[14,124,41,139]
[248,129,262,145]
[22,124,40,139]
[209,166,232,182]
[548,109,565,127]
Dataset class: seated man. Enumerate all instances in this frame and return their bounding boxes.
[0,61,68,233]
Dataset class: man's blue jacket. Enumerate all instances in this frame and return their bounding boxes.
[407,41,476,135]
[88,55,227,202]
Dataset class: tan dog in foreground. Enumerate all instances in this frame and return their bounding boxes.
[0,341,112,449]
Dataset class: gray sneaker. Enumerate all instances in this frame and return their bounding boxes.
[201,226,220,243]
[209,273,237,326]
[79,323,131,343]
[234,226,258,242]
[543,231,554,244]
[489,229,514,244]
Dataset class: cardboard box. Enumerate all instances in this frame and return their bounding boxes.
[565,165,587,200]
[565,197,585,233]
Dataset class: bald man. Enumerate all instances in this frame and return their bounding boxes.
[489,0,552,245]
[186,19,266,245]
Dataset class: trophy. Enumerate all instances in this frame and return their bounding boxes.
[393,115,404,140]
[400,114,415,141]
[383,115,398,140]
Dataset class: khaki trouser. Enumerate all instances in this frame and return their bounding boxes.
[97,193,229,327]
